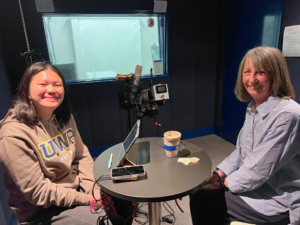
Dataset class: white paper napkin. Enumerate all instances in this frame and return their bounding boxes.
[178,157,200,165]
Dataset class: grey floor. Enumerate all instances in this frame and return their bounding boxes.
[94,134,236,225]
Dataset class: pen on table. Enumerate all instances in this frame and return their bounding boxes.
[108,153,113,169]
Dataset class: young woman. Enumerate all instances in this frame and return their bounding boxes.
[190,47,300,225]
[0,62,134,224]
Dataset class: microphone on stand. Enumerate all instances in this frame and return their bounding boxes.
[132,65,142,93]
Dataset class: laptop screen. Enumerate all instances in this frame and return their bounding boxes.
[116,120,140,166]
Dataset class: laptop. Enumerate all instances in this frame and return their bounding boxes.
[116,120,141,167]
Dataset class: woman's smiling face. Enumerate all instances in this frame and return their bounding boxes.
[242,57,272,107]
[29,69,64,119]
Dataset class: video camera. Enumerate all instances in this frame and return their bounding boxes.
[119,65,169,120]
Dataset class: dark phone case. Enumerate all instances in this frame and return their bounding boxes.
[112,166,144,177]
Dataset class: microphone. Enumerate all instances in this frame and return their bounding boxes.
[132,65,142,93]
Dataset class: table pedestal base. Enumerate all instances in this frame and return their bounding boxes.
[148,202,162,225]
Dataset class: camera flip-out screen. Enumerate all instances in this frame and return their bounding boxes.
[156,85,167,93]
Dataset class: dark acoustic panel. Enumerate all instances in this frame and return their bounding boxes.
[193,1,220,129]
[280,0,300,104]
[0,45,12,119]
[67,84,93,148]
[215,1,228,129]
[168,1,195,132]
[84,82,126,147]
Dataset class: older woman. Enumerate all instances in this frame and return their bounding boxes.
[190,47,300,225]
[0,62,134,225]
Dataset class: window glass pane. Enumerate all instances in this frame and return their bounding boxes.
[42,14,167,82]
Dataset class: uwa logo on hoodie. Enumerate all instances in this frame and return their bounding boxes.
[37,128,75,160]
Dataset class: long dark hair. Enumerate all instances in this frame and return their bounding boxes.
[11,62,71,125]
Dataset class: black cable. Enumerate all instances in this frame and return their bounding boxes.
[133,202,176,225]
[163,202,176,225]
[92,176,176,225]
[91,174,112,224]
[134,203,149,225]
[134,211,148,225]
[140,117,143,138]
[92,174,111,206]
[95,193,113,225]
[97,214,109,225]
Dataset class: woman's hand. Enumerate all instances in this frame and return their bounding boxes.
[89,194,117,213]
[205,173,220,185]
[200,182,222,190]
[206,169,227,185]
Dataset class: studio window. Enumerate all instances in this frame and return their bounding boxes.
[42,14,168,83]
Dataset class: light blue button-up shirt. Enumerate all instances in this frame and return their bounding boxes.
[218,96,300,225]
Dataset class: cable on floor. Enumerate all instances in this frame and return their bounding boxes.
[134,202,177,224]
[91,174,113,224]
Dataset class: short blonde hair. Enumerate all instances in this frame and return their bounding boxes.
[234,46,295,102]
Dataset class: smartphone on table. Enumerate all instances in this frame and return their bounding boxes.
[111,165,145,180]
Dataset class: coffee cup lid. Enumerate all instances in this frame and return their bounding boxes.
[164,131,181,141]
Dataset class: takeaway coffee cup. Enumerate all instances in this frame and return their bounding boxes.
[163,131,182,158]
